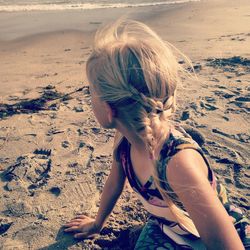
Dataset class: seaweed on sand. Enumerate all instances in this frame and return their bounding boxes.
[0,86,86,119]
[206,56,250,73]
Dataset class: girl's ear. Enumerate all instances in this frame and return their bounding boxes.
[105,102,117,124]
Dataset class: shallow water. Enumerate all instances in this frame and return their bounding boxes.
[0,0,200,12]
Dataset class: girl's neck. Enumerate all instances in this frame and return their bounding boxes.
[115,119,172,158]
[115,119,146,152]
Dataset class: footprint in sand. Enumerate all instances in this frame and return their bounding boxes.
[232,163,249,190]
[0,238,28,250]
[186,102,205,117]
[11,224,54,249]
[229,95,250,112]
[61,141,70,148]
[182,125,206,147]
[47,127,64,136]
[235,96,250,102]
[0,216,13,235]
[212,128,250,144]
[210,77,220,82]
[212,89,235,99]
[3,149,52,191]
[5,199,32,217]
[204,96,216,103]
[200,100,218,111]
[73,106,84,112]
[59,177,99,212]
[206,140,245,167]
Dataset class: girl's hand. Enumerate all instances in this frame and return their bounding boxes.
[64,215,101,239]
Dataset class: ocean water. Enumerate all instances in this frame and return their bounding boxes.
[0,0,200,12]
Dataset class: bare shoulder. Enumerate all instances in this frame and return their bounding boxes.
[166,148,209,187]
[165,148,215,212]
[165,148,221,224]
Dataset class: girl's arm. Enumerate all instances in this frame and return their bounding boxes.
[95,158,126,229]
[166,149,244,250]
[64,158,126,238]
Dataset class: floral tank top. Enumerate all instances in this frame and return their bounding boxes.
[113,126,249,249]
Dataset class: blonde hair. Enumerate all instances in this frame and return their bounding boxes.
[86,19,199,237]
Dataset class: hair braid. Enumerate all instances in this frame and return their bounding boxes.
[138,94,174,159]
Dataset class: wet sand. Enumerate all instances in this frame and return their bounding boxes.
[0,0,249,249]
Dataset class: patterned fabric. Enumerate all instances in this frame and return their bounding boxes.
[134,218,178,250]
[135,217,207,250]
[115,127,249,249]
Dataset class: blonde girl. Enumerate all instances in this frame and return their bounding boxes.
[64,20,249,249]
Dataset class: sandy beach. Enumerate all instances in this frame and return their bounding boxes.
[0,0,249,249]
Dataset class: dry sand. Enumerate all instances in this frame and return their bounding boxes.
[0,0,249,249]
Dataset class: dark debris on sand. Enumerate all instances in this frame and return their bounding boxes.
[0,217,13,235]
[0,87,63,119]
[206,56,250,73]
[0,85,88,119]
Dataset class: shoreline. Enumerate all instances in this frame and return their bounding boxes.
[0,2,188,42]
[0,0,201,12]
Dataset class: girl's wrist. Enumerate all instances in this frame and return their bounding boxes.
[94,220,104,232]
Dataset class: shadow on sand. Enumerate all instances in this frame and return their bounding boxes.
[39,225,142,250]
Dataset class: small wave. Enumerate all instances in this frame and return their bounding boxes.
[0,0,200,12]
